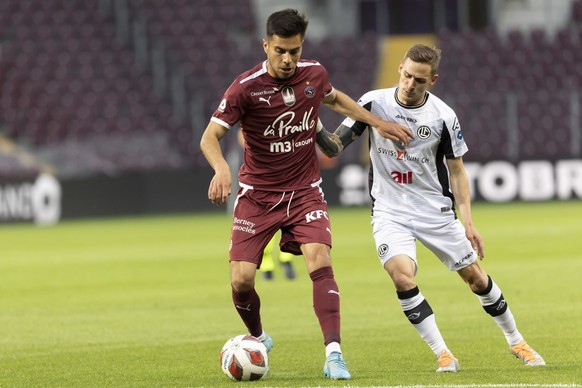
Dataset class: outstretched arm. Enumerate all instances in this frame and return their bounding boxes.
[322,89,414,145]
[315,119,358,158]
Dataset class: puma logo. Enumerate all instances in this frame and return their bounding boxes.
[259,96,272,106]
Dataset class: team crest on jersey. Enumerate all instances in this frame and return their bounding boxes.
[304,85,315,98]
[282,86,296,106]
[417,125,431,140]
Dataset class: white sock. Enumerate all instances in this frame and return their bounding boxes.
[493,308,524,346]
[414,315,449,356]
[325,342,341,357]
[476,279,524,346]
[256,331,267,341]
[399,290,448,356]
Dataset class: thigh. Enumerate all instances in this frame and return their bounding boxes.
[372,212,417,269]
[415,218,478,271]
[280,186,332,255]
[229,188,282,266]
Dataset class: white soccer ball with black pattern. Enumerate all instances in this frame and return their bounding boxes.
[220,334,269,381]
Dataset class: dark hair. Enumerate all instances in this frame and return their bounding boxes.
[404,44,442,75]
[266,9,308,39]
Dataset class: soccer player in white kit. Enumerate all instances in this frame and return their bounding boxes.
[315,44,545,372]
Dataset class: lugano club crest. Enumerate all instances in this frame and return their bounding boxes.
[416,125,431,140]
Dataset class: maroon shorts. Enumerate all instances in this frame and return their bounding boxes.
[229,182,332,267]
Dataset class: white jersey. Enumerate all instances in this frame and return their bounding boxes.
[341,87,468,220]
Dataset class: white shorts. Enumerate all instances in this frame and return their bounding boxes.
[372,211,478,271]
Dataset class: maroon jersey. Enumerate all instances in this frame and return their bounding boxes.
[211,60,334,191]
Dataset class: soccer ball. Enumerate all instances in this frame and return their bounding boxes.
[220,334,269,381]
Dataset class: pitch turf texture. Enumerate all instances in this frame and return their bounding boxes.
[1,201,581,387]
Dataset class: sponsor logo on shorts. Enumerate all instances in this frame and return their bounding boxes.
[378,243,389,257]
[454,251,474,267]
[305,209,328,223]
[233,217,256,234]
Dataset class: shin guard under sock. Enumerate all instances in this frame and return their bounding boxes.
[310,266,341,345]
[232,287,262,338]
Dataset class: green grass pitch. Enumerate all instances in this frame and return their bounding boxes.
[1,201,581,387]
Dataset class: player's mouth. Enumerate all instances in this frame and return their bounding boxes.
[280,67,293,75]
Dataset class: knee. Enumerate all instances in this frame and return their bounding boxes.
[384,256,416,291]
[461,267,489,293]
[389,271,416,291]
[231,276,254,293]
[230,267,256,293]
[471,277,490,293]
[314,249,331,267]
[302,243,331,272]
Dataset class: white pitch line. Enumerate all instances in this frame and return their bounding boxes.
[363,385,581,388]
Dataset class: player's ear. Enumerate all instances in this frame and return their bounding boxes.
[262,39,268,54]
[430,74,438,86]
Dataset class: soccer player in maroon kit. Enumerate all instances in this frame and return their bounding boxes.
[200,9,413,380]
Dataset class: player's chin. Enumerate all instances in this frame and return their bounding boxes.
[278,68,294,78]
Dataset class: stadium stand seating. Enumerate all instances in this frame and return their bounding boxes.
[573,0,582,25]
[0,0,378,177]
[0,0,190,178]
[434,26,581,161]
[0,1,580,179]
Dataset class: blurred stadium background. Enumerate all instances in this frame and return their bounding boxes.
[0,0,581,225]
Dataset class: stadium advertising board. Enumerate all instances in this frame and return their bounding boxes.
[331,159,582,205]
[0,173,62,225]
[1,160,580,224]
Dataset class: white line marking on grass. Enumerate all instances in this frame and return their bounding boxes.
[364,385,581,388]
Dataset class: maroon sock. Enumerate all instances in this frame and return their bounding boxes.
[310,266,341,345]
[232,287,262,337]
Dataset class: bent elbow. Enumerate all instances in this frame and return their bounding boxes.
[321,149,340,158]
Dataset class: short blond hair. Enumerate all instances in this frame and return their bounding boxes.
[404,44,442,76]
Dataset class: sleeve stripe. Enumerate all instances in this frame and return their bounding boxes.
[210,116,231,129]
